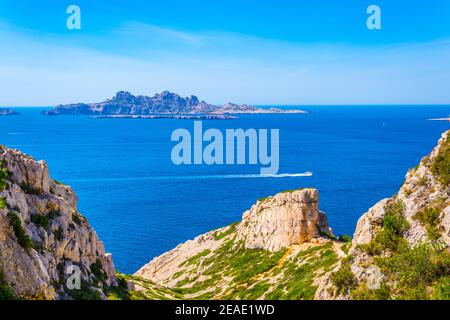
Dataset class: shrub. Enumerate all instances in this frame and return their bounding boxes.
[0,197,7,210]
[330,258,357,295]
[90,259,107,283]
[107,276,131,300]
[19,182,42,196]
[53,227,64,241]
[360,200,409,255]
[30,214,49,230]
[413,200,445,240]
[0,271,16,300]
[403,188,413,197]
[339,235,352,243]
[179,249,211,267]
[214,223,238,240]
[7,211,34,250]
[375,244,450,299]
[416,176,428,186]
[0,167,10,192]
[68,280,102,300]
[431,135,450,186]
[72,213,83,225]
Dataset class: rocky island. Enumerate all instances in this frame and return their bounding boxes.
[1,130,449,300]
[42,91,306,117]
[0,108,19,116]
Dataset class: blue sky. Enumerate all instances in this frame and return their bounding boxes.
[0,0,449,105]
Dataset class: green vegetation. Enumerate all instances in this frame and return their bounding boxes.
[371,244,450,299]
[360,200,409,255]
[7,211,34,250]
[118,274,183,300]
[330,257,357,296]
[213,223,238,241]
[413,205,442,241]
[338,235,352,242]
[403,188,413,197]
[273,245,338,300]
[53,227,63,241]
[169,240,339,300]
[72,213,83,225]
[431,135,450,186]
[417,175,428,186]
[30,208,61,231]
[0,162,10,192]
[341,242,352,255]
[352,282,391,300]
[107,275,131,300]
[0,270,16,300]
[350,198,450,300]
[30,214,49,230]
[0,197,7,210]
[281,188,304,194]
[19,182,42,196]
[179,249,211,268]
[90,259,107,283]
[68,280,102,300]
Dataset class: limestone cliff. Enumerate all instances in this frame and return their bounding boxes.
[0,145,116,300]
[316,130,450,300]
[236,189,332,251]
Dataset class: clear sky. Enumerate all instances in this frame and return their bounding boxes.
[0,0,449,106]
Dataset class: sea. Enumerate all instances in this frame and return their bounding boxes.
[1,106,449,274]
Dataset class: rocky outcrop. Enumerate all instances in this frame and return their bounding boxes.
[0,145,116,299]
[43,91,305,116]
[236,189,332,251]
[316,130,450,300]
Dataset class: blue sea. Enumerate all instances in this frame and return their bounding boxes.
[1,106,449,273]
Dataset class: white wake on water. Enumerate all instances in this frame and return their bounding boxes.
[219,172,313,179]
[66,172,313,183]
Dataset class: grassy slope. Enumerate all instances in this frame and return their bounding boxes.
[112,226,342,300]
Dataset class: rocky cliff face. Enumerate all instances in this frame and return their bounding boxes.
[43,91,305,116]
[0,145,116,299]
[316,130,450,300]
[133,189,342,300]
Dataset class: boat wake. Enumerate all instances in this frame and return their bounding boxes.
[66,172,313,183]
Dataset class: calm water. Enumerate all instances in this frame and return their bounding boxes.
[1,106,449,273]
